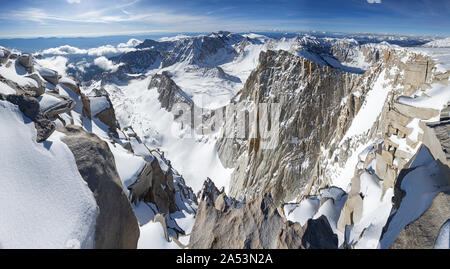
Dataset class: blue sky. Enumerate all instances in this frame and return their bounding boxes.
[0,0,448,38]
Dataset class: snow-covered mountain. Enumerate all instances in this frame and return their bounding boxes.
[423,37,450,48]
[0,31,449,249]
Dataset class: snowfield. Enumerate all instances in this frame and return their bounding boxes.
[101,77,233,192]
[423,37,450,48]
[0,100,98,249]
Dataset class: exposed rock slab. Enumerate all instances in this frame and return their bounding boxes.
[393,102,439,120]
[60,125,140,249]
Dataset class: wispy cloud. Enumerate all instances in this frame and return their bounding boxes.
[1,1,212,25]
[0,0,447,38]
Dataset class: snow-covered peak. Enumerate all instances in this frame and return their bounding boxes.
[423,37,450,48]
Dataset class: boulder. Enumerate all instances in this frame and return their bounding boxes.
[395,149,412,160]
[5,94,40,119]
[337,194,363,232]
[18,54,33,69]
[41,93,75,120]
[60,78,80,94]
[383,167,397,192]
[390,120,413,136]
[60,125,140,249]
[37,67,60,85]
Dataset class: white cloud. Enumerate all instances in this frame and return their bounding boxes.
[42,45,87,55]
[367,0,382,3]
[93,56,122,72]
[159,35,190,42]
[67,0,81,4]
[117,38,142,48]
[3,5,213,25]
[41,43,136,56]
[88,45,120,56]
[87,45,136,56]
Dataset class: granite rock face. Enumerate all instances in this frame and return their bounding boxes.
[216,50,373,205]
[189,193,305,249]
[60,125,140,249]
[422,103,450,183]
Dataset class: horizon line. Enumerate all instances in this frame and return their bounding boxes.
[0,29,446,40]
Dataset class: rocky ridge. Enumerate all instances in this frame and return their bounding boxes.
[0,47,198,248]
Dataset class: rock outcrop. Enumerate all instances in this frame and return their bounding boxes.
[36,66,60,86]
[2,94,56,142]
[18,53,33,71]
[196,177,242,209]
[0,47,11,65]
[60,125,140,249]
[189,193,305,249]
[88,91,120,136]
[40,93,76,120]
[189,186,339,249]
[148,71,194,111]
[128,157,178,214]
[421,103,450,183]
[24,73,46,97]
